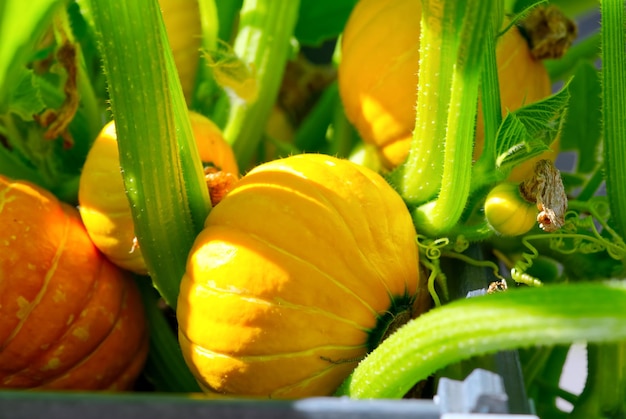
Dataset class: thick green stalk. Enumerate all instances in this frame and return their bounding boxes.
[471,3,505,190]
[601,0,626,239]
[191,0,219,114]
[136,278,201,393]
[198,0,219,50]
[386,0,458,205]
[295,81,338,153]
[215,0,243,43]
[222,0,299,171]
[336,280,626,399]
[90,0,211,307]
[570,342,626,418]
[411,0,494,236]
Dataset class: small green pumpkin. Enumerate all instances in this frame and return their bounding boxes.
[485,182,538,236]
[177,153,428,398]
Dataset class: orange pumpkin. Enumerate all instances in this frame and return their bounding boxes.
[177,153,428,398]
[78,111,239,275]
[0,176,148,390]
[338,0,556,180]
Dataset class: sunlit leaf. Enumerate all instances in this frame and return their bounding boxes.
[495,79,571,172]
[203,40,258,103]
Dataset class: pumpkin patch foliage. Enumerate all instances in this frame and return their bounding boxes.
[1,0,625,417]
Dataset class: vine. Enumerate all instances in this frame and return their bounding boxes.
[507,198,626,286]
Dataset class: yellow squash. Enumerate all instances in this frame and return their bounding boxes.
[78,111,238,275]
[159,0,202,103]
[177,153,428,398]
[338,0,556,180]
[484,182,538,236]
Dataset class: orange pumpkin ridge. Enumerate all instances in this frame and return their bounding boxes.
[0,176,148,390]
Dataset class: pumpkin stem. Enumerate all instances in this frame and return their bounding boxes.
[367,294,416,353]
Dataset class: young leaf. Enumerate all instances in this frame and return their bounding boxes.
[0,0,63,113]
[7,69,46,120]
[495,80,571,172]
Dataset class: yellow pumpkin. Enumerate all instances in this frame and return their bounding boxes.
[159,0,202,103]
[484,182,538,236]
[0,176,148,390]
[338,0,557,180]
[78,111,239,275]
[177,153,428,398]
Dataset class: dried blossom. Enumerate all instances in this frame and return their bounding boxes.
[520,159,568,232]
[204,167,239,206]
[518,5,578,60]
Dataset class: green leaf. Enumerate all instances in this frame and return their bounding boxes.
[0,0,64,112]
[545,34,601,82]
[559,61,601,174]
[336,280,626,399]
[7,70,46,120]
[294,0,357,46]
[495,80,571,172]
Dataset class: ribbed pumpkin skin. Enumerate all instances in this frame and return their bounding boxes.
[338,0,555,180]
[177,154,423,398]
[0,176,148,390]
[78,111,238,275]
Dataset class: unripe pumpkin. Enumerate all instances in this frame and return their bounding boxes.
[78,111,238,275]
[338,0,556,180]
[0,176,148,390]
[484,182,538,236]
[177,153,427,398]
